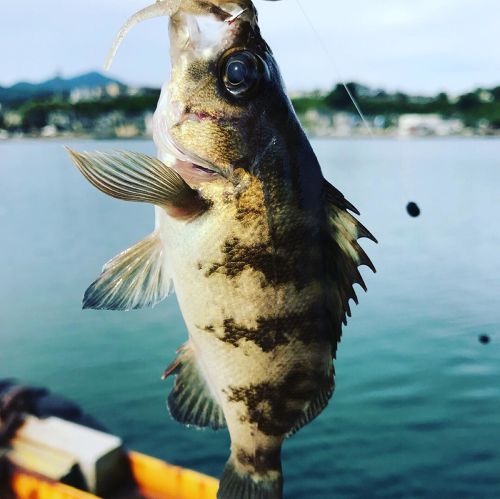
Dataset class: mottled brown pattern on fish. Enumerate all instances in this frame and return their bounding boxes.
[226,369,330,436]
[205,237,279,283]
[235,204,262,222]
[203,306,328,353]
[236,447,281,474]
[204,233,322,290]
[193,170,322,294]
[232,171,267,223]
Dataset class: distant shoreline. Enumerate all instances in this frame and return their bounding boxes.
[2,73,499,143]
[2,132,500,142]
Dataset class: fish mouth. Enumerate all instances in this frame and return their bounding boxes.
[179,109,224,124]
[171,141,222,184]
[173,158,220,185]
[105,0,253,183]
[158,120,224,185]
[153,89,229,184]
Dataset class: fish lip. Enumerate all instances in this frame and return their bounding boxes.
[173,159,220,185]
[178,110,224,125]
[191,163,218,175]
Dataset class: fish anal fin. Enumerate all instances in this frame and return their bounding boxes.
[66,148,209,220]
[83,231,172,311]
[164,343,226,430]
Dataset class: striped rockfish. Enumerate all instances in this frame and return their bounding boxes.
[67,1,376,497]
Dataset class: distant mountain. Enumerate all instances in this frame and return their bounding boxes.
[0,72,125,104]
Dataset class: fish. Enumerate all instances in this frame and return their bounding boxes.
[67,1,377,498]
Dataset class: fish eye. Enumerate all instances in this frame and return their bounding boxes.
[220,50,264,97]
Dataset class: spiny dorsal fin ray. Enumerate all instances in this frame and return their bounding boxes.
[66,148,209,220]
[324,179,377,357]
[325,181,377,243]
[83,231,173,311]
[163,343,226,430]
[324,180,361,216]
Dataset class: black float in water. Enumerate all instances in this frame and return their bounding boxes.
[406,202,421,218]
[479,335,491,345]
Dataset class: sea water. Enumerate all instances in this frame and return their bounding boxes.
[1,138,499,498]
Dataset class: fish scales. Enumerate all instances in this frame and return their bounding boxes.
[159,172,332,487]
[68,1,376,498]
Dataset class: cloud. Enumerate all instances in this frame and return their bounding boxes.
[0,0,498,94]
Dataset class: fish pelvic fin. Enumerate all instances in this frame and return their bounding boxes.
[83,231,173,311]
[66,148,210,220]
[324,180,377,357]
[163,343,226,430]
[218,448,283,499]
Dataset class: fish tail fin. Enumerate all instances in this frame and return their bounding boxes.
[217,449,283,499]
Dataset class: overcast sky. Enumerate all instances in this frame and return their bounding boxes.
[1,0,499,94]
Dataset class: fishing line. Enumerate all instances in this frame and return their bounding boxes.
[294,0,374,138]
[294,0,423,219]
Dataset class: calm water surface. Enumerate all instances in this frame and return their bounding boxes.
[1,138,499,498]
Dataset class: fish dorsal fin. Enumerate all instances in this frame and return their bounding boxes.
[83,232,173,311]
[324,180,377,357]
[66,148,209,220]
[163,343,226,430]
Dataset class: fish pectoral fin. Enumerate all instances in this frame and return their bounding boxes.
[324,179,377,356]
[163,343,226,430]
[83,231,173,311]
[66,148,209,220]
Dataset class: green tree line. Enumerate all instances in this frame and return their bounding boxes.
[292,83,500,128]
[2,83,500,132]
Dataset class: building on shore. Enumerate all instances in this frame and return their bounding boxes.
[397,114,465,137]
